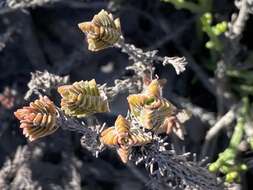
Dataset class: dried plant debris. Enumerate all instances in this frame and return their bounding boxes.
[116,40,187,75]
[80,122,105,157]
[14,96,58,141]
[131,137,221,190]
[58,79,109,118]
[25,70,69,100]
[62,161,81,190]
[103,77,143,101]
[0,145,82,190]
[0,27,15,52]
[235,0,253,14]
[6,0,59,9]
[55,108,105,156]
[0,146,41,190]
[78,9,122,51]
[55,108,89,134]
[162,56,187,75]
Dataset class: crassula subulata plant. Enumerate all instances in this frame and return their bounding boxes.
[14,9,223,190]
[57,79,109,118]
[100,115,152,163]
[78,9,121,51]
[14,96,58,141]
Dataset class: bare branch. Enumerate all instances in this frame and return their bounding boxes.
[116,38,187,75]
[228,0,250,39]
[171,94,216,126]
[205,106,238,142]
[25,70,69,100]
[131,137,222,190]
[6,0,59,9]
[0,27,15,52]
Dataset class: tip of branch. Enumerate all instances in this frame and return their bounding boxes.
[163,56,187,75]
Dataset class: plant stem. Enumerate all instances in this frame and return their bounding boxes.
[229,97,249,148]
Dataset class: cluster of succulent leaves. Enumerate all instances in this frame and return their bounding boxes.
[13,6,253,186]
[57,80,109,118]
[14,10,188,166]
[200,13,227,51]
[78,9,122,51]
[14,96,58,141]
[14,79,108,142]
[209,98,251,183]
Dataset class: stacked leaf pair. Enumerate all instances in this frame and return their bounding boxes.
[57,79,109,118]
[100,115,152,163]
[14,96,58,141]
[128,80,187,139]
[78,9,122,51]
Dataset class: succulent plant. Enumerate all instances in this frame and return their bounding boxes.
[100,115,152,163]
[78,9,122,51]
[14,96,58,141]
[57,79,109,118]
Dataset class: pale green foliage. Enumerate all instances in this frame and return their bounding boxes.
[208,98,249,183]
[161,0,228,52]
[201,13,227,51]
[227,69,253,96]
